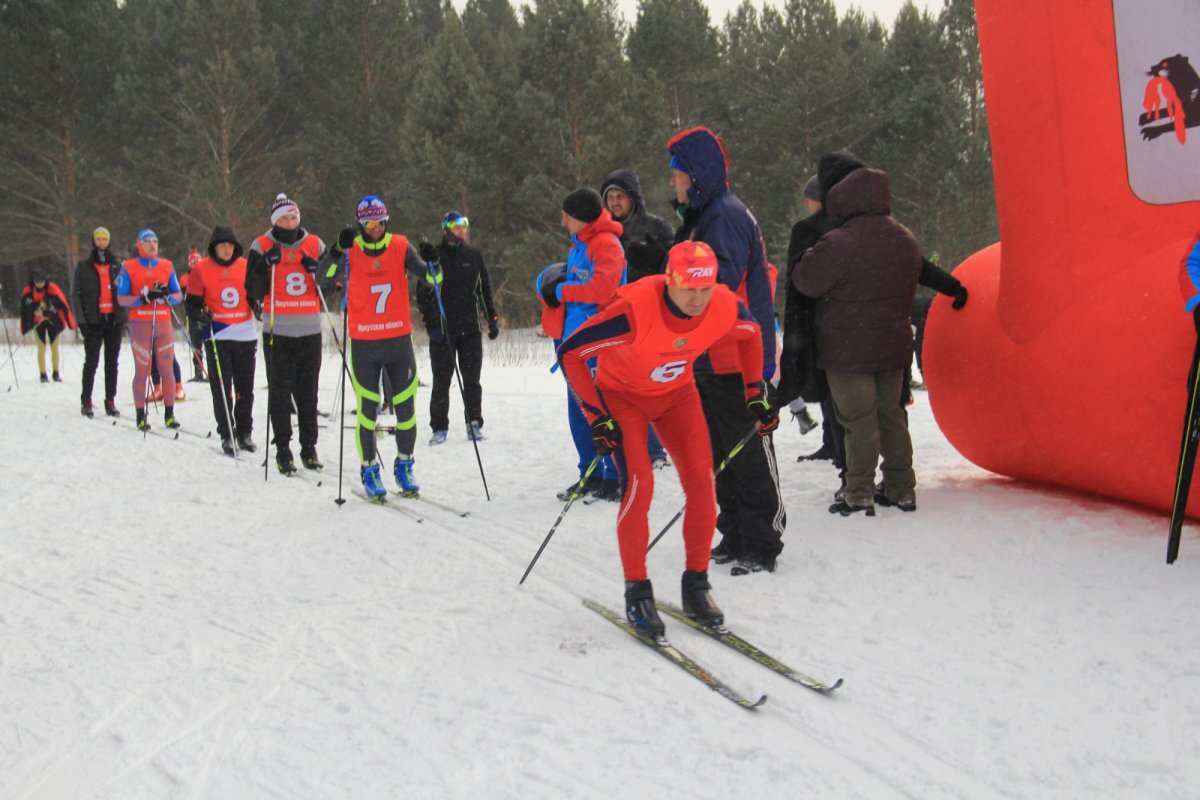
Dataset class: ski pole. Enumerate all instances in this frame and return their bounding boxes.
[424,251,491,501]
[647,424,760,553]
[519,455,601,585]
[207,323,239,465]
[329,251,351,507]
[0,293,16,389]
[262,259,277,481]
[1167,334,1200,563]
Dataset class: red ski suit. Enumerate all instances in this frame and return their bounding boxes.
[557,275,763,580]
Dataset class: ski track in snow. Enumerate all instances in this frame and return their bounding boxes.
[1,337,1198,799]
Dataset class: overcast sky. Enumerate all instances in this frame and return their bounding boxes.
[612,0,943,26]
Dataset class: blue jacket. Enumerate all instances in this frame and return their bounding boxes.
[668,127,775,376]
[558,211,627,339]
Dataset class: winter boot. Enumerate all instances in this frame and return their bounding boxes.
[875,484,917,512]
[52,371,62,383]
[429,430,448,446]
[793,407,818,435]
[797,444,833,462]
[236,433,257,453]
[221,438,236,457]
[710,538,740,565]
[81,399,94,418]
[731,553,777,577]
[595,478,621,502]
[163,406,181,429]
[104,399,120,418]
[681,570,724,628]
[394,456,419,496]
[624,579,666,640]
[650,455,671,470]
[276,446,297,476]
[361,463,387,499]
[39,373,48,384]
[556,474,601,501]
[136,407,151,431]
[300,446,323,471]
[466,420,485,441]
[828,499,875,517]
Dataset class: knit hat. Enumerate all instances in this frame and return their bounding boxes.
[93,226,111,241]
[137,228,158,243]
[30,268,48,283]
[270,193,300,225]
[803,175,820,202]
[561,187,603,224]
[665,241,719,288]
[356,195,389,224]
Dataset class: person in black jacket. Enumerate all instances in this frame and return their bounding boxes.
[73,226,127,417]
[415,211,499,444]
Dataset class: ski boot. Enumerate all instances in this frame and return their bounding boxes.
[394,455,419,497]
[466,420,485,441]
[136,408,151,431]
[163,406,181,429]
[429,430,448,446]
[276,446,297,476]
[221,437,236,457]
[300,446,323,471]
[624,579,666,641]
[52,371,62,383]
[104,399,120,418]
[361,463,387,499]
[236,433,257,453]
[681,570,724,629]
[81,399,94,418]
[595,478,621,502]
[556,474,601,501]
[710,538,740,565]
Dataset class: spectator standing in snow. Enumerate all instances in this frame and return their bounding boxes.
[74,226,126,417]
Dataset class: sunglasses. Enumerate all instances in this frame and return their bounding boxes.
[139,238,159,245]
[363,219,387,230]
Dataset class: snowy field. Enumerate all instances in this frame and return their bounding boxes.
[1,329,1197,800]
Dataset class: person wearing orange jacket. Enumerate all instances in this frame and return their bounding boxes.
[20,268,76,383]
[557,241,777,639]
[321,195,424,500]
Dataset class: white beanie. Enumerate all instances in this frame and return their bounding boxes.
[270,193,300,225]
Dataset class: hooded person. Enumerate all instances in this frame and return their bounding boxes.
[414,210,499,445]
[793,156,923,514]
[186,226,258,455]
[537,187,627,502]
[116,228,184,431]
[243,192,329,474]
[74,226,126,416]
[600,169,675,282]
[21,267,76,384]
[666,126,786,574]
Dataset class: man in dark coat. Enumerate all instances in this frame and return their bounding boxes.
[415,211,499,444]
[73,226,127,417]
[794,155,922,515]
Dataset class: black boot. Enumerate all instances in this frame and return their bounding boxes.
[104,399,120,418]
[556,474,601,501]
[52,371,62,383]
[681,570,724,628]
[136,407,150,431]
[221,437,236,457]
[624,579,666,640]
[277,446,297,476]
[798,444,833,462]
[300,446,323,471]
[710,537,740,565]
[236,433,257,453]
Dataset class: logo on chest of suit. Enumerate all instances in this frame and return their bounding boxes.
[372,260,383,270]
[223,269,231,279]
[673,337,688,349]
[287,250,298,262]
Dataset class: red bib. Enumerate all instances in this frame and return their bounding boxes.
[259,234,322,316]
[123,258,175,322]
[346,234,413,340]
[191,257,252,324]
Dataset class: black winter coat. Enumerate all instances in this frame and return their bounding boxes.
[415,237,497,338]
[778,211,832,404]
[601,168,675,282]
[73,247,127,328]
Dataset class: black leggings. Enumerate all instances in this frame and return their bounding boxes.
[348,335,418,462]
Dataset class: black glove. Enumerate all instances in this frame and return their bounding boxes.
[625,236,668,278]
[144,283,169,302]
[487,317,500,340]
[263,247,282,268]
[540,267,566,309]
[747,392,779,436]
[301,254,321,274]
[248,298,263,321]
[418,241,439,264]
[337,226,358,251]
[428,327,445,344]
[192,308,213,329]
[591,414,622,455]
[951,286,968,310]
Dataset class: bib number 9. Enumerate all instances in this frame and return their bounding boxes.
[649,360,687,384]
[220,286,240,309]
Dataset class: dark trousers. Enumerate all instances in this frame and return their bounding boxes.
[80,321,123,402]
[696,372,786,561]
[428,331,483,430]
[263,332,322,450]
[820,396,848,472]
[349,336,418,462]
[205,338,257,441]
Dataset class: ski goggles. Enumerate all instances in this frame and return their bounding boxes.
[443,216,469,230]
[362,219,387,231]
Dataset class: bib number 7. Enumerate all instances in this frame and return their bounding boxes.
[370,282,392,315]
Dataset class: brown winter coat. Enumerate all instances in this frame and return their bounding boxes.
[792,168,921,374]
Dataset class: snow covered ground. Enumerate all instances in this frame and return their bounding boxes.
[1,330,1197,800]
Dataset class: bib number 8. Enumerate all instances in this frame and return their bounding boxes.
[650,360,687,384]
[220,286,240,309]
[285,272,308,296]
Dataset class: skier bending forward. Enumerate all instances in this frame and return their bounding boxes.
[556,241,778,638]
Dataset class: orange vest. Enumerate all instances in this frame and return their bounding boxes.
[346,233,413,340]
[123,258,175,322]
[95,262,114,313]
[190,257,252,324]
[595,275,739,396]
[258,234,322,316]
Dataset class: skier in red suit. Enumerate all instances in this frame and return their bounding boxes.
[557,241,778,639]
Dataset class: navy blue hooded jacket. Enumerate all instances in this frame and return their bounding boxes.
[667,127,775,376]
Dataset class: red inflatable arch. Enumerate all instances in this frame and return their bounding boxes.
[923,0,1200,515]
